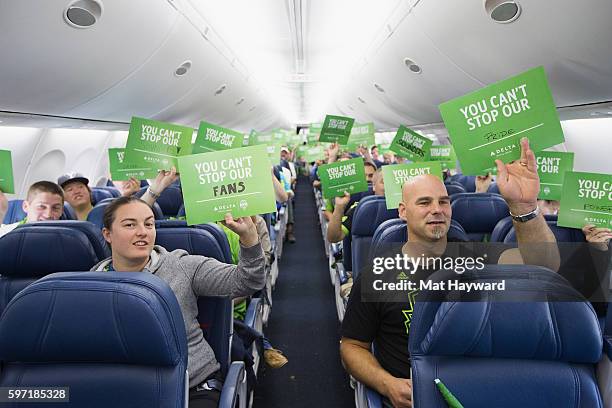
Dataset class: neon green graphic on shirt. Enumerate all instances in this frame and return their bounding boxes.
[402,290,419,334]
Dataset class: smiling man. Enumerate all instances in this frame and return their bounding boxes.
[0,181,65,238]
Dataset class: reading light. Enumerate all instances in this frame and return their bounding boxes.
[174,61,192,77]
[214,84,227,95]
[485,0,521,23]
[374,83,385,93]
[64,0,102,28]
[403,58,422,74]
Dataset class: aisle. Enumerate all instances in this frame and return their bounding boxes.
[253,176,354,408]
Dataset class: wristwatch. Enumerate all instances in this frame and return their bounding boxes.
[509,205,540,222]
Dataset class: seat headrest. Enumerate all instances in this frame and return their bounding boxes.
[155,228,229,263]
[451,193,509,233]
[410,265,602,363]
[20,221,110,259]
[504,221,586,243]
[90,188,113,205]
[3,200,26,224]
[0,227,99,276]
[352,196,399,236]
[0,272,187,366]
[138,187,183,218]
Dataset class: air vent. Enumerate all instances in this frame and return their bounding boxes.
[374,83,385,93]
[403,58,422,74]
[214,84,227,95]
[249,106,257,112]
[174,61,192,77]
[64,0,102,28]
[236,97,245,105]
[485,0,521,23]
[357,97,366,104]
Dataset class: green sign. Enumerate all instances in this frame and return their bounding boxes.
[124,116,193,171]
[193,122,244,153]
[382,162,443,209]
[178,145,277,224]
[439,66,565,175]
[318,115,355,144]
[347,123,375,151]
[266,143,283,166]
[0,150,15,194]
[300,145,326,163]
[428,145,457,170]
[108,148,158,181]
[249,131,274,146]
[307,123,322,143]
[318,158,368,199]
[389,126,433,161]
[535,151,574,200]
[557,172,612,229]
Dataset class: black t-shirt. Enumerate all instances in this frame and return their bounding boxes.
[340,238,496,379]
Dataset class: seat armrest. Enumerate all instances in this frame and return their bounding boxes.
[219,361,245,408]
[365,385,383,408]
[244,298,262,329]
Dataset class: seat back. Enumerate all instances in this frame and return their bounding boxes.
[444,183,467,195]
[93,186,121,198]
[409,264,603,408]
[350,195,398,276]
[0,226,104,314]
[504,215,587,243]
[154,226,233,373]
[19,220,111,260]
[0,272,188,408]
[490,216,514,242]
[451,193,509,240]
[90,188,114,205]
[455,175,476,192]
[137,186,183,218]
[487,182,501,194]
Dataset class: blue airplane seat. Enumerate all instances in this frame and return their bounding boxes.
[137,186,184,218]
[455,174,476,192]
[177,204,186,218]
[0,226,101,313]
[90,187,113,205]
[0,272,189,408]
[155,220,232,265]
[444,183,467,195]
[487,182,500,194]
[451,193,509,240]
[140,179,149,188]
[369,219,469,262]
[409,264,603,408]
[503,216,586,243]
[490,216,514,242]
[86,198,164,229]
[347,186,374,211]
[94,186,121,198]
[154,225,258,377]
[350,195,399,277]
[19,220,110,260]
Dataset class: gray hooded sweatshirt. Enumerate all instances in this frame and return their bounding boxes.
[92,243,266,388]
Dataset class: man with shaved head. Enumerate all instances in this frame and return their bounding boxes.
[340,138,560,408]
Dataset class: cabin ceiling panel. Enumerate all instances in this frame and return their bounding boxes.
[353,12,485,126]
[64,15,215,123]
[413,0,612,106]
[0,0,178,116]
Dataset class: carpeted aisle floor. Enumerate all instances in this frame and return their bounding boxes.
[253,176,354,408]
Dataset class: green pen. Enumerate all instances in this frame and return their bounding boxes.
[434,378,465,408]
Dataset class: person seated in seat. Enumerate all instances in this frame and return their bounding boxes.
[93,196,266,408]
[59,168,179,220]
[340,138,561,408]
[0,181,65,238]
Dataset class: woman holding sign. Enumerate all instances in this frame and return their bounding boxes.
[92,196,266,408]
